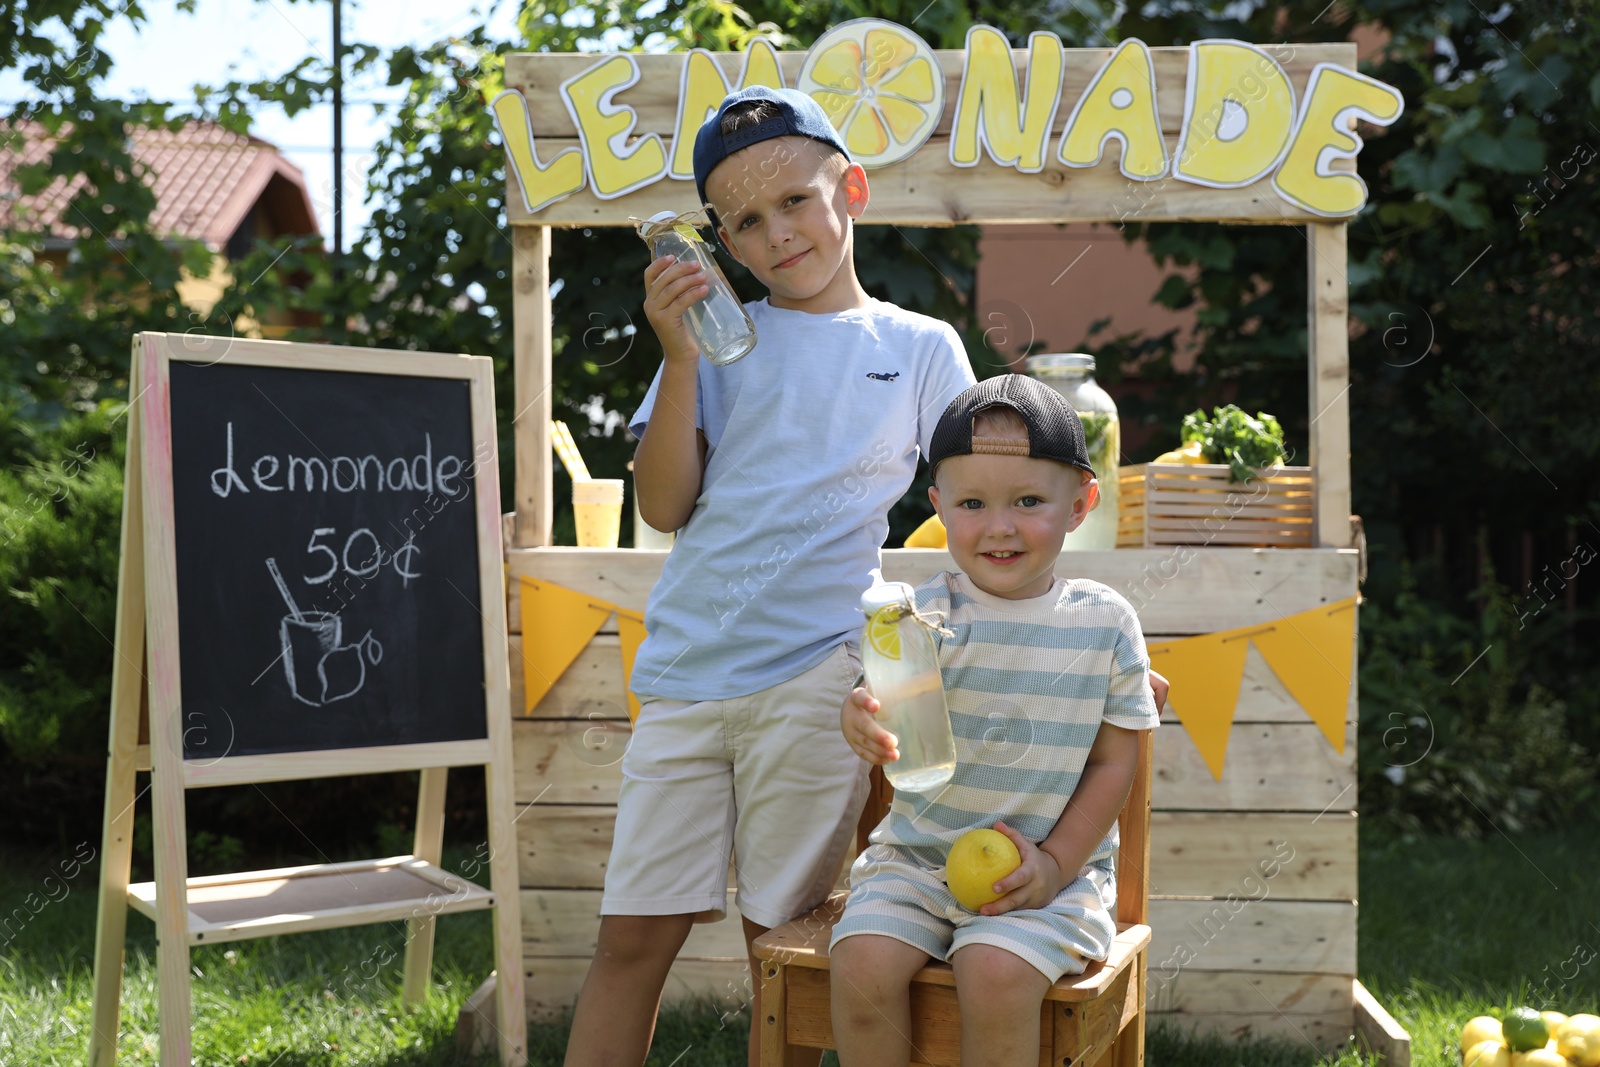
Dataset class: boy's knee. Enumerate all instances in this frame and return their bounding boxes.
[830,936,909,1002]
[594,913,695,966]
[953,944,1047,1016]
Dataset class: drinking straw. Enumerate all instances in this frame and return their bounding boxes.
[550,419,591,481]
[265,557,304,621]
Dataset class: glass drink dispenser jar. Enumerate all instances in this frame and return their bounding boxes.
[1025,353,1119,551]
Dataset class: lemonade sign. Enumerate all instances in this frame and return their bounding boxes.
[492,19,1403,221]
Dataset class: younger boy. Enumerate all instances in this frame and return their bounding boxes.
[833,374,1161,1067]
[561,86,975,1067]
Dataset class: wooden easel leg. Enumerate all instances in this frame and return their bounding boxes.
[151,760,192,1067]
[485,757,527,1066]
[89,701,141,1066]
[90,366,151,1067]
[402,766,449,1008]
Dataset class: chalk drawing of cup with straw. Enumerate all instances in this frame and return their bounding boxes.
[267,558,383,706]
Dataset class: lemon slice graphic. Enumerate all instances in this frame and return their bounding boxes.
[798,18,944,168]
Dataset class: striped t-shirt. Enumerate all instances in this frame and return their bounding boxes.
[871,570,1160,869]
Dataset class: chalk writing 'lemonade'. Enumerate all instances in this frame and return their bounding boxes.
[208,422,470,498]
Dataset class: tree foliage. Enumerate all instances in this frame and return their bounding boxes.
[3,0,1597,847]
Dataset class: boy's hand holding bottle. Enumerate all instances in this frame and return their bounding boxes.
[642,253,709,367]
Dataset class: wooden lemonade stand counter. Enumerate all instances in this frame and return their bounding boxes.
[476,24,1410,1057]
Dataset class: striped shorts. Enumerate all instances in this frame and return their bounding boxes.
[829,842,1118,982]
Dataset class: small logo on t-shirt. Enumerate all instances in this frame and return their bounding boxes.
[866,371,901,382]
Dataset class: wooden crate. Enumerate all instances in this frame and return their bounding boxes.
[1118,462,1315,549]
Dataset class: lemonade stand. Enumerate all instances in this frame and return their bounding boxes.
[472,21,1407,1057]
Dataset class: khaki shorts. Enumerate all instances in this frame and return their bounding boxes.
[601,643,870,930]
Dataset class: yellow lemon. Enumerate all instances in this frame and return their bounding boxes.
[1153,440,1207,465]
[1512,1048,1566,1067]
[1541,1012,1568,1038]
[1465,1041,1510,1067]
[903,513,947,549]
[945,828,1021,911]
[1557,1014,1600,1067]
[867,606,902,660]
[1463,1017,1504,1054]
[797,18,944,167]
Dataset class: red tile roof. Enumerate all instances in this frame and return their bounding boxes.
[0,119,321,249]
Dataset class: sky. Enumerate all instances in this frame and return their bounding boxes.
[2,0,524,243]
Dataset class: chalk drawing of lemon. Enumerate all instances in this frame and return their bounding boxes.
[797,18,944,168]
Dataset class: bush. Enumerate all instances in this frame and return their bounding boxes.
[0,405,126,842]
[1359,565,1594,838]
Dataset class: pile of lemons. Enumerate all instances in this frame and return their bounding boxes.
[1462,1010,1600,1066]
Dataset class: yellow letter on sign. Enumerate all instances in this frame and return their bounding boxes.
[950,27,1063,173]
[1274,63,1403,216]
[670,39,786,180]
[561,54,669,199]
[1174,40,1296,189]
[1058,38,1167,180]
[491,90,586,213]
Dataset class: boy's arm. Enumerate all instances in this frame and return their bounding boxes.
[982,722,1140,916]
[634,255,711,531]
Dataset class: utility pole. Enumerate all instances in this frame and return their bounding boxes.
[331,0,343,280]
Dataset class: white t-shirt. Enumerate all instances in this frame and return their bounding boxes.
[628,297,975,700]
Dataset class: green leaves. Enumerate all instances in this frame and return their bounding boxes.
[1179,404,1288,482]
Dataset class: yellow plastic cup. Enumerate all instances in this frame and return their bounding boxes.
[573,479,624,548]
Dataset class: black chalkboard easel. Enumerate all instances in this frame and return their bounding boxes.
[89,334,527,1066]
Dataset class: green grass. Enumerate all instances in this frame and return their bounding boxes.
[2,821,1596,1065]
[1359,821,1600,1066]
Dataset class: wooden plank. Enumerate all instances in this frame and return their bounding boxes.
[1149,1008,1352,1050]
[517,804,615,889]
[1152,720,1356,812]
[512,224,552,549]
[402,766,450,1006]
[503,45,1355,141]
[1148,969,1352,1018]
[1354,979,1411,1066]
[90,344,149,1067]
[1147,899,1355,976]
[182,738,494,789]
[512,718,631,804]
[1307,222,1352,548]
[521,889,750,959]
[1156,642,1356,725]
[1149,812,1356,901]
[472,348,531,1062]
[508,546,1361,637]
[524,957,747,1023]
[138,333,195,1067]
[509,133,1342,228]
[510,717,1355,811]
[1116,730,1152,927]
[153,332,491,379]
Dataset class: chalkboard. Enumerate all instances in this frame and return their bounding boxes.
[168,359,489,758]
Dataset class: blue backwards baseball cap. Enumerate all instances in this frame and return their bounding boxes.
[692,86,851,213]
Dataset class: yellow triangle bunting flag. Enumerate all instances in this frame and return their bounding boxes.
[518,577,612,714]
[1148,631,1251,780]
[1249,596,1358,754]
[615,610,648,723]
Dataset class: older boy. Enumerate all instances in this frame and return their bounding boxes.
[561,87,975,1067]
[833,375,1162,1067]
